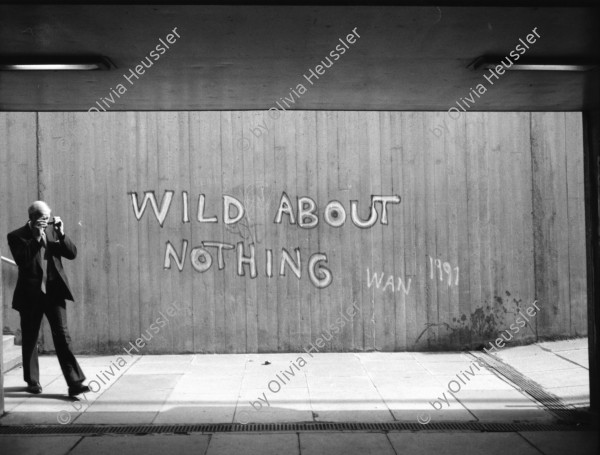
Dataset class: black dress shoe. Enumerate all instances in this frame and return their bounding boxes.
[26,382,42,394]
[68,384,91,397]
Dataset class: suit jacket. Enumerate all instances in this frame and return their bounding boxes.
[7,222,77,310]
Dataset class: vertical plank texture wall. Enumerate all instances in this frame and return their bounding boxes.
[0,111,587,353]
[1,113,38,344]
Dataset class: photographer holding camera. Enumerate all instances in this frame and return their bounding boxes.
[7,201,89,397]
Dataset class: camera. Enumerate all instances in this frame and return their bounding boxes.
[48,217,62,229]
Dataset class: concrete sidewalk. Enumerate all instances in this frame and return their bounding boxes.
[0,429,598,455]
[1,338,596,454]
[496,338,590,408]
[0,338,590,426]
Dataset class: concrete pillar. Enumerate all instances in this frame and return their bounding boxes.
[584,110,600,424]
[1,248,5,415]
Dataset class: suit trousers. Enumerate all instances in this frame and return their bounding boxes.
[19,291,86,387]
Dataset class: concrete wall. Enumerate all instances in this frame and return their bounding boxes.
[0,111,587,353]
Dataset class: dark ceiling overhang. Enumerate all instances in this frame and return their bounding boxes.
[0,4,598,111]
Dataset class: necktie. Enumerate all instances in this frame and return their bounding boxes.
[40,234,47,294]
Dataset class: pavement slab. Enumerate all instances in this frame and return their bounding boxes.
[70,434,211,455]
[206,433,299,455]
[299,432,397,455]
[387,432,541,455]
[0,435,82,455]
[519,431,599,455]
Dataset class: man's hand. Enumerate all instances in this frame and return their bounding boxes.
[32,218,48,243]
[53,216,65,237]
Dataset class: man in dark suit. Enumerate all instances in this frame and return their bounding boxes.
[7,201,90,396]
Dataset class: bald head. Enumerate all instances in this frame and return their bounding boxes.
[28,201,51,221]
